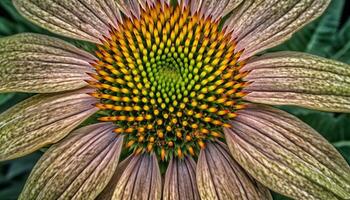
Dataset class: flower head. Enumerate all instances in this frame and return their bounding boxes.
[92,3,247,160]
[0,0,349,199]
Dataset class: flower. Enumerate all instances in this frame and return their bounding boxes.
[0,0,349,199]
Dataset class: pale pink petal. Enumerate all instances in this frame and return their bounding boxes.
[224,104,350,199]
[112,153,162,200]
[224,0,331,60]
[242,52,350,112]
[96,156,133,200]
[0,88,98,161]
[197,141,272,200]
[13,0,121,43]
[163,156,200,200]
[0,33,96,93]
[188,0,243,20]
[19,123,124,200]
[116,0,143,19]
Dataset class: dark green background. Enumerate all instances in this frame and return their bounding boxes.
[0,0,349,199]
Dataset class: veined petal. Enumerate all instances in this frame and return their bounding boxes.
[19,123,124,200]
[137,0,157,10]
[188,0,243,20]
[196,141,272,200]
[161,0,171,8]
[0,88,98,161]
[0,33,95,93]
[242,52,350,112]
[224,105,350,199]
[163,156,200,200]
[112,153,162,200]
[116,0,142,19]
[97,0,123,29]
[96,156,133,200]
[13,0,121,43]
[224,0,330,60]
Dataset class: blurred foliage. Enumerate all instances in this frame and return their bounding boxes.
[0,0,349,199]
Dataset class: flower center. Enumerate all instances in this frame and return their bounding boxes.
[90,2,248,160]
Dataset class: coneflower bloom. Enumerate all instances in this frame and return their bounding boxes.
[0,0,349,199]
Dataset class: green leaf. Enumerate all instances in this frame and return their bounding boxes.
[336,145,350,163]
[332,18,350,63]
[0,153,41,200]
[0,94,14,106]
[0,93,32,113]
[0,0,42,33]
[0,185,23,200]
[306,0,344,57]
[272,193,292,200]
[0,174,7,185]
[0,18,16,36]
[5,154,40,179]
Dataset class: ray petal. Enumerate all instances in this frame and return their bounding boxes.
[112,153,162,200]
[19,123,124,200]
[116,0,143,19]
[0,88,98,161]
[13,0,121,43]
[224,104,350,199]
[163,156,200,200]
[197,141,272,200]
[224,0,330,60]
[188,0,243,20]
[0,33,96,93]
[242,51,350,112]
[96,156,133,200]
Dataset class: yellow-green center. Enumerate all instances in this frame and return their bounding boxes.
[90,2,247,160]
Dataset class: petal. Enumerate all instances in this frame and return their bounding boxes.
[224,0,331,60]
[96,156,133,200]
[13,0,121,43]
[0,88,98,161]
[0,33,96,93]
[188,0,243,20]
[196,141,272,200]
[161,0,171,8]
[224,104,350,199]
[242,52,350,112]
[19,123,124,200]
[112,153,162,200]
[116,0,142,19]
[163,156,200,200]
